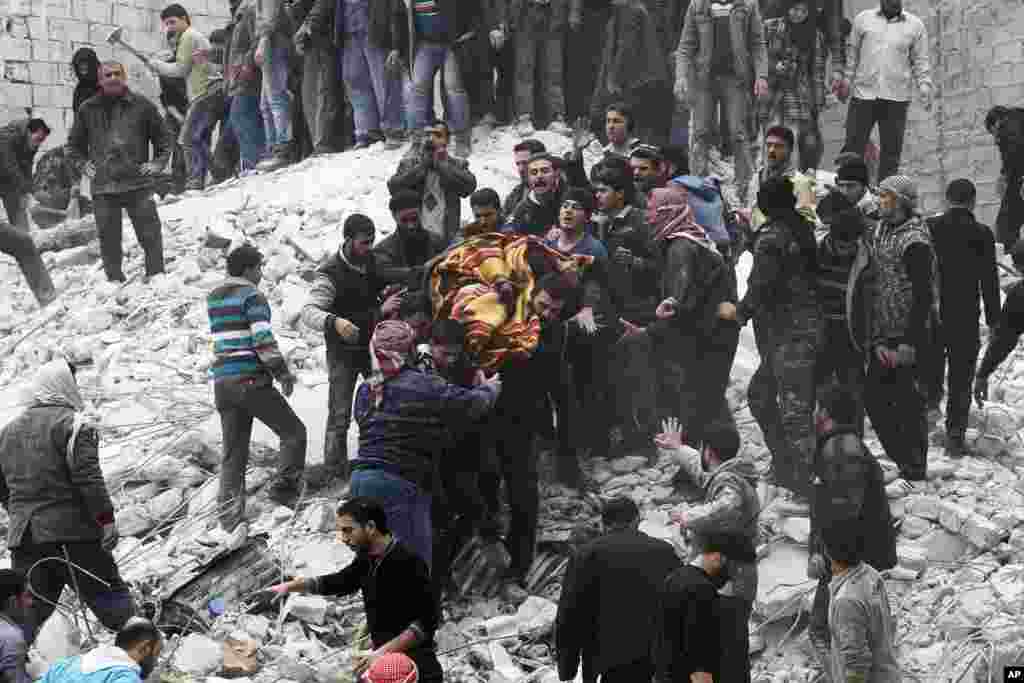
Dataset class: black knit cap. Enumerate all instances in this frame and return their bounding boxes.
[388,190,422,213]
[701,533,756,563]
[836,157,869,185]
[343,213,375,239]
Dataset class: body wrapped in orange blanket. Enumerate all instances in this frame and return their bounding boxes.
[429,231,592,370]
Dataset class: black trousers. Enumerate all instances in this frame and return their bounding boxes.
[997,173,1024,250]
[567,5,612,125]
[13,534,135,646]
[93,189,165,282]
[841,97,909,182]
[864,353,928,480]
[936,321,981,438]
[717,595,753,683]
[599,658,655,683]
[1,190,28,229]
[815,317,866,436]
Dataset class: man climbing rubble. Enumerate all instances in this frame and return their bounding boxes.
[206,244,308,550]
[0,360,136,646]
[0,118,50,231]
[806,383,896,682]
[301,214,382,484]
[657,419,758,683]
[39,618,163,683]
[349,320,503,571]
[259,497,443,682]
[67,61,171,283]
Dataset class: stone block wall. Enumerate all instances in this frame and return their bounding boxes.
[821,0,1024,225]
[0,0,230,152]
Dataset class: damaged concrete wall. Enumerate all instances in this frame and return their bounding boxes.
[821,0,1021,225]
[0,0,230,151]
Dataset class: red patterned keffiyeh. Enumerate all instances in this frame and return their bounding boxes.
[649,186,711,246]
[362,653,418,683]
[367,320,416,409]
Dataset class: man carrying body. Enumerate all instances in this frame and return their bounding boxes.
[556,497,679,683]
[927,179,999,458]
[67,62,170,283]
[0,361,136,645]
[207,245,307,549]
[387,121,477,244]
[262,498,443,681]
[375,191,449,288]
[302,215,381,483]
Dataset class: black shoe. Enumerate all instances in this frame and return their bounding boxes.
[266,483,300,508]
[945,434,967,459]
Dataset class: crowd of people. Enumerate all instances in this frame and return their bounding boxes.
[1,0,1024,680]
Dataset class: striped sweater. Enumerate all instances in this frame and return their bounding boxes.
[207,277,292,383]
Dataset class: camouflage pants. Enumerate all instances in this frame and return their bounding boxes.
[748,331,817,497]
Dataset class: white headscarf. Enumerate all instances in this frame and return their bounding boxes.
[22,360,87,462]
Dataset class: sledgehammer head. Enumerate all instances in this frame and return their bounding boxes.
[106,26,125,45]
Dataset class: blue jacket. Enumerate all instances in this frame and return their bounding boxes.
[670,175,733,244]
[41,646,142,683]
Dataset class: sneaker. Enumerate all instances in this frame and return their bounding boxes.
[200,523,249,551]
[548,117,572,136]
[312,145,340,156]
[352,139,372,150]
[515,115,535,137]
[384,129,406,150]
[184,177,205,192]
[885,478,915,500]
[255,144,292,172]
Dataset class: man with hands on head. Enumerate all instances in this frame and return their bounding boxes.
[258,497,444,682]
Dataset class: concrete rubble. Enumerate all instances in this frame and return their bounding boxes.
[0,130,1022,682]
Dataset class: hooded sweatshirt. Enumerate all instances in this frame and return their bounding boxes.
[71,48,101,116]
[40,645,143,683]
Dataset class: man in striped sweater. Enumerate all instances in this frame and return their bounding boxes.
[207,244,308,550]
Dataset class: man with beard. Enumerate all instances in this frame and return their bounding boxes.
[375,191,449,289]
[505,153,565,236]
[926,179,1000,458]
[748,125,819,233]
[723,176,818,501]
[503,140,547,217]
[850,174,933,489]
[0,570,31,683]
[387,121,477,244]
[839,0,933,182]
[302,215,380,484]
[40,618,163,683]
[628,145,671,204]
[67,62,170,283]
[261,498,443,681]
[805,383,896,681]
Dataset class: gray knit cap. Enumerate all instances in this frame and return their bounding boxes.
[877,175,918,210]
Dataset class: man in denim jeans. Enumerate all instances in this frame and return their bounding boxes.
[403,0,485,158]
[225,0,267,174]
[207,245,307,550]
[254,0,295,171]
[350,320,503,570]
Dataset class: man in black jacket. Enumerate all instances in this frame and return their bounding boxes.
[986,106,1024,250]
[926,179,1000,458]
[655,533,751,683]
[301,214,382,482]
[67,62,171,282]
[503,139,547,217]
[975,241,1024,407]
[263,497,443,682]
[0,118,49,231]
[505,153,566,236]
[556,497,680,683]
[375,190,448,289]
[806,382,896,679]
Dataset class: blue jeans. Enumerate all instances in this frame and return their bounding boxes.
[405,41,469,132]
[260,43,293,147]
[342,32,403,142]
[228,95,266,171]
[350,468,433,571]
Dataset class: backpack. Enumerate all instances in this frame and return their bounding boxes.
[669,175,733,245]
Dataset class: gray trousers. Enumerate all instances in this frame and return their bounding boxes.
[0,216,56,305]
[691,74,753,200]
[325,350,370,474]
[215,378,308,530]
[514,5,565,120]
[303,39,342,151]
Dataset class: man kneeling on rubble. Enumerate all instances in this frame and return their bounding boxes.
[41,617,163,683]
[260,497,442,681]
[0,360,136,646]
